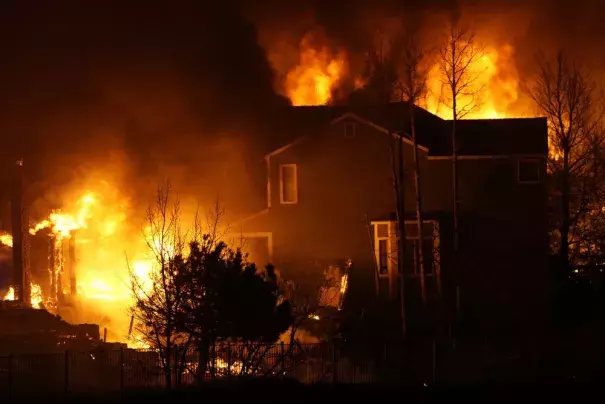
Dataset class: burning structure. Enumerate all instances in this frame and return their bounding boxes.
[234,102,549,333]
[0,160,128,354]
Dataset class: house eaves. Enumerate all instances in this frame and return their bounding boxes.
[263,111,429,160]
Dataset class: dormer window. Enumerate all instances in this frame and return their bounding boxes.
[279,164,298,204]
[518,158,541,184]
[344,122,356,138]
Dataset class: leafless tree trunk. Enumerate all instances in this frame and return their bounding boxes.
[397,19,429,305]
[388,133,406,338]
[129,181,189,389]
[370,28,408,337]
[438,13,486,310]
[528,51,605,270]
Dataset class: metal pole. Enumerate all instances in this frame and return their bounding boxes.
[332,342,338,384]
[120,347,124,393]
[64,350,69,395]
[432,338,436,386]
[227,342,231,377]
[280,342,285,379]
[8,354,13,403]
[11,159,25,305]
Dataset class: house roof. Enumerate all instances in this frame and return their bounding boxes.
[263,102,548,158]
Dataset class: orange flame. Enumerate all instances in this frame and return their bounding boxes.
[0,233,12,248]
[284,33,348,106]
[424,43,522,120]
[3,282,43,308]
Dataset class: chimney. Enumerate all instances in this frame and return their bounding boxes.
[11,158,29,306]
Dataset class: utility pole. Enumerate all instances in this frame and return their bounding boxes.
[11,158,30,306]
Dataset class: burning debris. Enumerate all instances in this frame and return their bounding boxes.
[1,183,158,346]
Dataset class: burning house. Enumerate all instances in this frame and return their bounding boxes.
[234,102,549,333]
[0,160,127,353]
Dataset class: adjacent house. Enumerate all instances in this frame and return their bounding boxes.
[234,102,549,331]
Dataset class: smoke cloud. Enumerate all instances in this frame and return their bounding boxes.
[0,0,603,222]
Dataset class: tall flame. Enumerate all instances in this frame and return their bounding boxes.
[424,43,522,120]
[284,33,348,106]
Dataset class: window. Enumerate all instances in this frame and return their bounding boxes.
[403,239,434,276]
[378,239,389,276]
[375,223,390,277]
[279,164,298,204]
[372,220,439,280]
[344,122,356,138]
[518,158,541,183]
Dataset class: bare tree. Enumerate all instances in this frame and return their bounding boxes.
[366,28,408,337]
[395,18,429,305]
[129,181,189,389]
[528,51,605,270]
[437,13,486,310]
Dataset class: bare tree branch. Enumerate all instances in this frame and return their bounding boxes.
[528,50,605,267]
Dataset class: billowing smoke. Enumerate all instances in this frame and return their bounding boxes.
[0,2,289,222]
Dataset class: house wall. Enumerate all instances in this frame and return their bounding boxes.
[242,118,424,296]
[424,157,549,327]
[240,117,549,329]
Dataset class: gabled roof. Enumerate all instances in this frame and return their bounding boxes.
[263,102,548,158]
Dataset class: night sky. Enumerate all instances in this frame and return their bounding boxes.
[0,0,603,216]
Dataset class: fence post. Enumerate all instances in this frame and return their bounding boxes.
[280,342,285,379]
[211,340,216,379]
[8,354,12,403]
[432,338,436,386]
[332,342,338,384]
[173,345,179,388]
[119,347,124,393]
[227,342,231,377]
[64,350,69,395]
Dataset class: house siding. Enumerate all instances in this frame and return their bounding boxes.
[238,115,548,330]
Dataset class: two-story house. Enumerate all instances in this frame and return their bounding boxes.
[233,102,549,332]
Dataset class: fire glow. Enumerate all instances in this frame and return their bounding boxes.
[2,185,157,345]
[284,32,348,106]
[280,30,526,121]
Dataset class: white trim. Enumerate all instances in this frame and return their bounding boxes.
[331,112,429,152]
[262,111,430,161]
[373,221,391,279]
[279,164,298,204]
[264,156,272,209]
[370,219,441,297]
[517,157,542,184]
[231,209,269,227]
[240,232,273,262]
[428,154,546,160]
[265,137,308,159]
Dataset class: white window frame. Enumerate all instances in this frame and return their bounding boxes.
[403,221,438,278]
[371,219,441,279]
[279,164,298,204]
[226,232,274,264]
[240,232,273,263]
[517,157,541,184]
[373,222,392,278]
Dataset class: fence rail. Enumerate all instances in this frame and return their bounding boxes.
[1,337,583,399]
[0,342,381,398]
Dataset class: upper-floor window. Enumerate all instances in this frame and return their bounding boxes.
[279,164,298,204]
[518,158,541,184]
[344,122,356,138]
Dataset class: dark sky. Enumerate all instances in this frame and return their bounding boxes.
[0,0,603,216]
